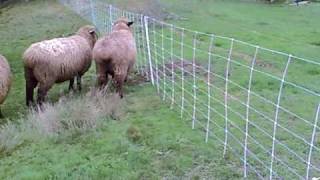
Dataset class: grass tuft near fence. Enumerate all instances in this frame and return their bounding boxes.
[0,88,122,155]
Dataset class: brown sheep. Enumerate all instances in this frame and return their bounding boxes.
[23,25,97,106]
[0,54,12,118]
[93,18,136,98]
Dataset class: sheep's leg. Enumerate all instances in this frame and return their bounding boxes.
[37,83,53,106]
[77,75,82,92]
[125,65,132,83]
[96,63,108,88]
[115,74,125,98]
[69,78,75,91]
[98,74,108,89]
[25,67,38,107]
[26,80,37,107]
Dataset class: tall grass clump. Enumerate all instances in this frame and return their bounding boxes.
[0,88,122,155]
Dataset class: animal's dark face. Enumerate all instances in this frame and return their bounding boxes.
[126,21,134,27]
[89,28,98,44]
[77,25,98,46]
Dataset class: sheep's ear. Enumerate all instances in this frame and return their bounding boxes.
[89,30,95,34]
[127,21,134,27]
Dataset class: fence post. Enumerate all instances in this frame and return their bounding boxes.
[205,35,215,143]
[144,16,155,86]
[306,103,320,179]
[132,13,141,75]
[192,32,198,129]
[139,14,148,80]
[170,24,175,109]
[161,23,166,101]
[223,38,234,157]
[152,21,160,94]
[269,54,292,180]
[108,4,113,32]
[244,46,259,178]
[180,28,185,118]
[89,0,96,26]
[104,5,108,33]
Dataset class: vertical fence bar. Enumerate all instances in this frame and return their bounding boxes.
[161,23,166,101]
[140,14,148,79]
[122,9,125,17]
[244,46,259,178]
[223,38,234,157]
[104,5,108,33]
[306,103,320,179]
[89,0,96,26]
[76,0,80,14]
[269,54,292,180]
[109,5,113,32]
[192,32,198,129]
[180,28,185,118]
[139,17,145,74]
[152,20,160,94]
[206,35,215,143]
[170,24,175,109]
[139,15,145,74]
[133,13,141,75]
[143,16,155,86]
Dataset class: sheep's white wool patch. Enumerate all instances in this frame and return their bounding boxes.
[38,39,77,56]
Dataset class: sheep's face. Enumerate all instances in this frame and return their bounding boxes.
[112,17,134,32]
[77,25,98,48]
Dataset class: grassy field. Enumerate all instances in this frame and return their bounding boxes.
[0,1,241,179]
[0,0,319,179]
[105,0,320,178]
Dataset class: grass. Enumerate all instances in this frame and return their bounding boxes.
[0,89,122,154]
[0,84,242,179]
[98,0,320,178]
[161,0,320,61]
[0,0,89,120]
[0,1,241,179]
[0,0,319,179]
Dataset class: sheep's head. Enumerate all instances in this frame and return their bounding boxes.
[112,17,134,32]
[76,25,98,49]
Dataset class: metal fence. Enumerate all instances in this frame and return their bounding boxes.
[59,0,320,179]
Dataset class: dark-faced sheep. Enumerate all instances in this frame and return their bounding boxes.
[0,54,12,118]
[23,25,97,106]
[93,18,136,98]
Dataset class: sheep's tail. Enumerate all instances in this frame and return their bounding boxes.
[24,66,37,106]
[22,48,37,69]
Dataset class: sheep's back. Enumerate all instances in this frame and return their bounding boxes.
[93,30,136,65]
[23,36,92,82]
[0,55,11,104]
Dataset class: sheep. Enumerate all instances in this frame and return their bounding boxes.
[0,54,12,118]
[93,17,136,98]
[23,25,97,106]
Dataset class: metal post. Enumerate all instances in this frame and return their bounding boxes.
[144,16,155,85]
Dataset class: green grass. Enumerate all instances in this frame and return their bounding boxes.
[0,0,89,120]
[0,1,241,179]
[98,0,320,178]
[103,0,320,60]
[0,84,243,179]
[161,0,320,61]
[0,0,320,179]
